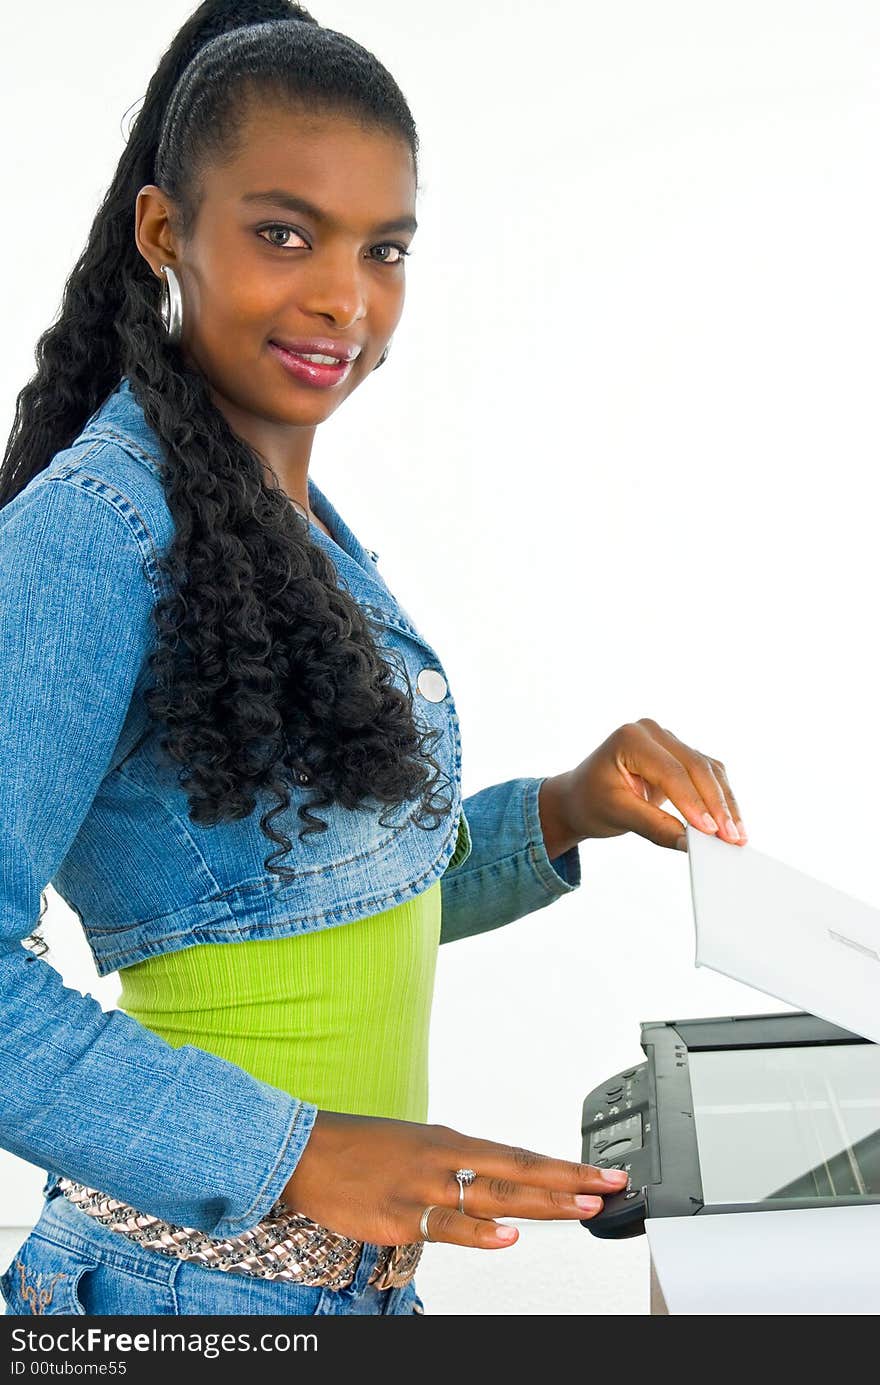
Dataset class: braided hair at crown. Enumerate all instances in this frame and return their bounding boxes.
[1,1,451,954]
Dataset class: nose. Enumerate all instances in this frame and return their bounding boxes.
[298,244,368,330]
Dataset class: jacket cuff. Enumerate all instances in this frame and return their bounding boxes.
[528,775,582,898]
[210,1098,319,1239]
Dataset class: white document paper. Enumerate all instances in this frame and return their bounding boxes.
[685,824,880,1044]
[646,1205,880,1314]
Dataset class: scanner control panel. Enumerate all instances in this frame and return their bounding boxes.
[580,1061,657,1238]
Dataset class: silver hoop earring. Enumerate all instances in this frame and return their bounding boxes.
[159,264,183,344]
[372,343,391,371]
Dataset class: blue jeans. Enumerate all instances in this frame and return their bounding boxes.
[0,1189,425,1316]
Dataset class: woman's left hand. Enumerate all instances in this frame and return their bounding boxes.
[541,717,747,855]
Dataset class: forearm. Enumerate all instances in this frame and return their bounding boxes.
[439,776,582,945]
[1,946,317,1238]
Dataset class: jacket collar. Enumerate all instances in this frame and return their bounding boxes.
[79,377,438,657]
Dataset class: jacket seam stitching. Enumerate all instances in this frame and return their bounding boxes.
[50,436,107,468]
[47,472,163,602]
[83,801,457,937]
[76,424,163,475]
[95,773,229,910]
[202,819,416,895]
[91,834,457,968]
[82,820,425,935]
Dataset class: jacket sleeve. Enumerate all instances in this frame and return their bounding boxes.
[439,776,582,945]
[0,475,317,1238]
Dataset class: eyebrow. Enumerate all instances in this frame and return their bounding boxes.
[240,189,417,235]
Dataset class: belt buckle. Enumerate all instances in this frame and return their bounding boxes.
[368,1241,423,1290]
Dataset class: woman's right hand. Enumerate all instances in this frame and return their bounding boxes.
[280,1110,629,1248]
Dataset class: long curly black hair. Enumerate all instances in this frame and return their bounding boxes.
[1,0,453,954]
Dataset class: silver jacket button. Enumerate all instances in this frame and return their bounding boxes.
[416,668,448,702]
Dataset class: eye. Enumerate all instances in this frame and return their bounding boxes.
[369,243,411,265]
[256,224,309,249]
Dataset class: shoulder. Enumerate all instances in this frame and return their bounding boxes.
[2,407,177,603]
[49,431,175,550]
[1,446,176,608]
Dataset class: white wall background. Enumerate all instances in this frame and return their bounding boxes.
[2,0,879,1313]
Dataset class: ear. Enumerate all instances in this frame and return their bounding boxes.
[134,184,181,280]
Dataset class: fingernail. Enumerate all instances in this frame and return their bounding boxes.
[702,813,719,832]
[676,835,688,851]
[725,816,740,840]
[736,821,748,841]
[575,1195,603,1210]
[495,1224,517,1240]
[601,1168,628,1184]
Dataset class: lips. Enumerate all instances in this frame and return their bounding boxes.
[269,337,361,363]
[268,340,357,390]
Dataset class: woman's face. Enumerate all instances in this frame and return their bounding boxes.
[137,101,417,432]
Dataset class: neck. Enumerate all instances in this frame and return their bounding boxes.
[200,373,317,514]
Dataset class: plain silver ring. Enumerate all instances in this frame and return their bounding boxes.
[419,1204,441,1242]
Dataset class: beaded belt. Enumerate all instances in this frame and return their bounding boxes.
[56,1179,423,1291]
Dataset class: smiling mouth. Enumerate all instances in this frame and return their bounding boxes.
[267,340,356,389]
[269,337,362,363]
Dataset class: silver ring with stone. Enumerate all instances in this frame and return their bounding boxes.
[455,1168,477,1214]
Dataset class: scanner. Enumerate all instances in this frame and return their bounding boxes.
[580,1010,880,1239]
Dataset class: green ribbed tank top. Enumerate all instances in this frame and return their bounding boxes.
[118,880,442,1123]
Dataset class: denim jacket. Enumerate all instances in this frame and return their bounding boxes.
[0,377,581,1237]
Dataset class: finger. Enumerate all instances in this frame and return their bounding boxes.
[416,1201,521,1250]
[710,760,748,842]
[445,1141,629,1197]
[676,754,739,841]
[652,727,745,845]
[605,790,690,850]
[447,1172,615,1221]
[619,734,722,839]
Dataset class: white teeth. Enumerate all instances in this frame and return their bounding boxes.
[295,352,344,365]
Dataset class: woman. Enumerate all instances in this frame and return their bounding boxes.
[0,0,746,1317]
